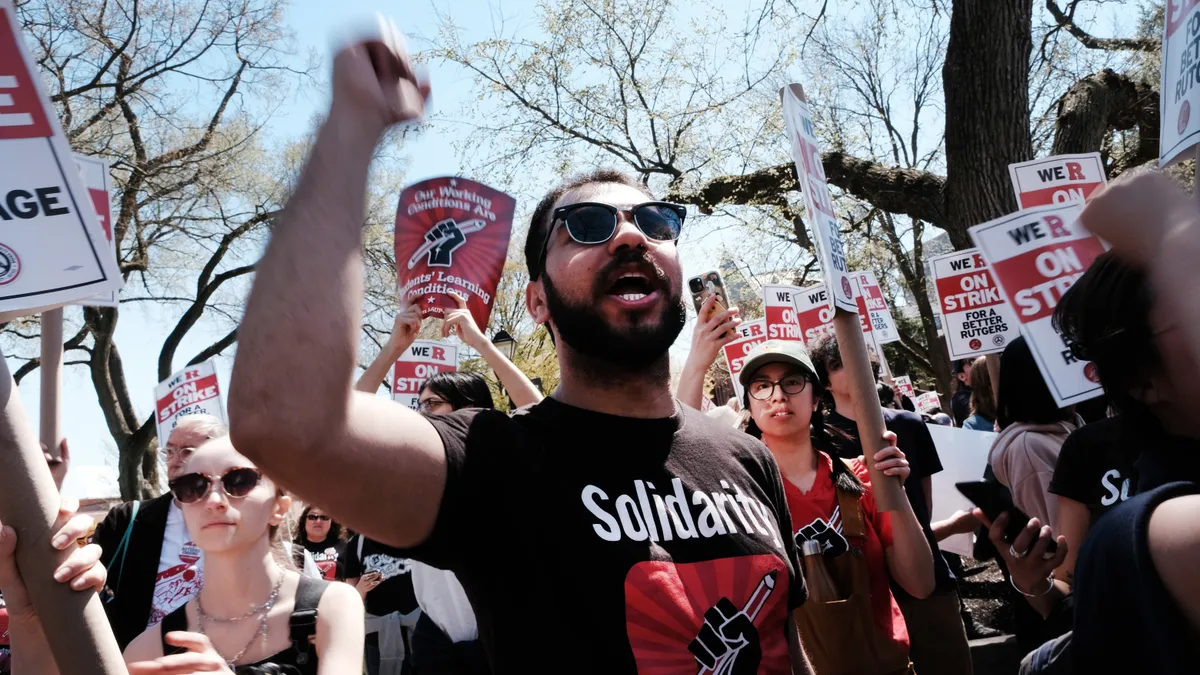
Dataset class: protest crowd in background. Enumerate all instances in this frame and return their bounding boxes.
[4,5,1200,675]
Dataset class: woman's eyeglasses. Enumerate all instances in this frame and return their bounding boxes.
[306,514,331,522]
[169,467,263,504]
[748,376,809,401]
[418,397,449,413]
[534,201,686,279]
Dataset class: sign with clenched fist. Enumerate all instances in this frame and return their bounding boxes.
[394,176,515,332]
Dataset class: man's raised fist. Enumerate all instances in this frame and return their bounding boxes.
[687,597,762,674]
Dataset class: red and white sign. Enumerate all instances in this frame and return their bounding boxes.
[852,271,899,343]
[154,359,225,444]
[1162,0,1200,164]
[0,1,122,315]
[914,391,942,415]
[929,248,1019,360]
[723,331,768,401]
[780,84,855,313]
[735,318,766,340]
[1008,153,1106,210]
[969,203,1106,406]
[792,283,836,345]
[893,375,915,399]
[73,154,120,307]
[393,340,458,410]
[395,177,515,332]
[763,285,804,341]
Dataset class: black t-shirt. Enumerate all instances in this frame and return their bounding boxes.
[952,388,972,427]
[1048,416,1139,523]
[343,535,418,617]
[403,398,805,673]
[1071,480,1200,673]
[302,538,346,581]
[827,407,955,592]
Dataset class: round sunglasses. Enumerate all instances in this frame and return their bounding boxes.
[534,201,686,279]
[169,467,263,504]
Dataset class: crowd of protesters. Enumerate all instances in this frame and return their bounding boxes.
[1,32,1200,675]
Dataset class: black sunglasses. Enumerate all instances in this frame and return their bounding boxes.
[306,513,331,522]
[169,467,263,504]
[534,201,686,279]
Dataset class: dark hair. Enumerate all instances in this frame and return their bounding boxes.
[969,355,996,422]
[741,363,863,497]
[1052,251,1160,416]
[419,371,495,411]
[877,381,897,408]
[996,336,1071,430]
[524,169,654,280]
[292,504,345,568]
[809,333,881,388]
[953,359,973,393]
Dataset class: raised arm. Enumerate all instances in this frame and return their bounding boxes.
[229,32,443,547]
[677,295,740,410]
[441,292,543,408]
[355,302,423,393]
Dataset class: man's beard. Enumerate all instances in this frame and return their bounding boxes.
[542,259,686,370]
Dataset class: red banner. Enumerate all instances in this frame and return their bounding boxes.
[0,9,52,140]
[394,177,515,331]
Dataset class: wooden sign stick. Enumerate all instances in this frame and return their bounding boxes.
[39,307,63,455]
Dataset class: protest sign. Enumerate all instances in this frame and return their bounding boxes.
[0,5,122,316]
[395,177,515,331]
[927,425,997,556]
[792,283,835,345]
[762,284,804,341]
[969,202,1106,406]
[1161,0,1200,165]
[393,340,458,410]
[735,317,766,340]
[780,84,855,313]
[154,360,226,444]
[893,375,915,399]
[73,154,120,307]
[1008,153,1107,209]
[722,331,768,401]
[914,391,942,415]
[929,248,1020,360]
[852,271,899,344]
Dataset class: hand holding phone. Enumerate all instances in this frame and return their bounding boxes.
[955,481,1058,557]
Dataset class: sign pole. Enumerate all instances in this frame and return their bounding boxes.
[1195,146,1200,205]
[832,309,907,511]
[39,307,63,455]
[0,356,128,674]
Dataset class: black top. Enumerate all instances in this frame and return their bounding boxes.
[1071,481,1200,673]
[92,492,174,650]
[951,388,972,427]
[827,407,956,592]
[400,398,805,673]
[161,575,329,675]
[1048,416,1139,523]
[342,535,418,616]
[300,538,346,581]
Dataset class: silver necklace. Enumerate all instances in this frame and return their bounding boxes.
[196,568,286,667]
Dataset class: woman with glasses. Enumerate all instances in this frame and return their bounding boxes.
[737,340,934,675]
[293,505,347,581]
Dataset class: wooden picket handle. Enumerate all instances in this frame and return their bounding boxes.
[832,308,906,512]
[0,356,127,674]
[39,307,63,456]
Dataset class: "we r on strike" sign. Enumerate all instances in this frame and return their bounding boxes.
[929,248,1020,360]
[393,340,458,410]
[154,359,226,443]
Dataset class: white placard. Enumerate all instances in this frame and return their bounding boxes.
[762,284,805,341]
[929,248,1020,360]
[154,359,226,444]
[1161,0,1200,165]
[852,271,899,344]
[735,317,766,340]
[393,340,458,410]
[1008,153,1107,209]
[0,2,122,315]
[927,425,997,557]
[73,154,120,307]
[893,375,914,399]
[722,331,768,401]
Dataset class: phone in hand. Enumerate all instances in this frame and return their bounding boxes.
[688,271,731,321]
[956,480,1058,557]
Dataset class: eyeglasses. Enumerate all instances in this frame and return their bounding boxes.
[418,397,450,413]
[306,514,331,522]
[534,201,686,279]
[160,445,198,459]
[748,375,809,401]
[169,467,263,504]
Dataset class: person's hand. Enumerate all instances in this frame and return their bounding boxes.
[442,292,487,351]
[0,501,104,627]
[355,571,382,598]
[1079,173,1196,268]
[867,431,909,481]
[43,438,70,492]
[386,299,423,355]
[127,632,235,674]
[688,294,741,366]
[975,509,1067,595]
[329,18,432,138]
[941,509,981,537]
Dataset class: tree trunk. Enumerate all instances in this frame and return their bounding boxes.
[942,0,1034,246]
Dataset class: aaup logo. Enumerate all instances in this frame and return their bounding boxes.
[407,218,487,269]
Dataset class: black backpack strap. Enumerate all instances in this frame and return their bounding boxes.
[289,576,330,666]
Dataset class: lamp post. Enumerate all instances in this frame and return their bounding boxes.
[491,329,516,361]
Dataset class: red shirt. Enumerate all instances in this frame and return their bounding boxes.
[783,453,909,651]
